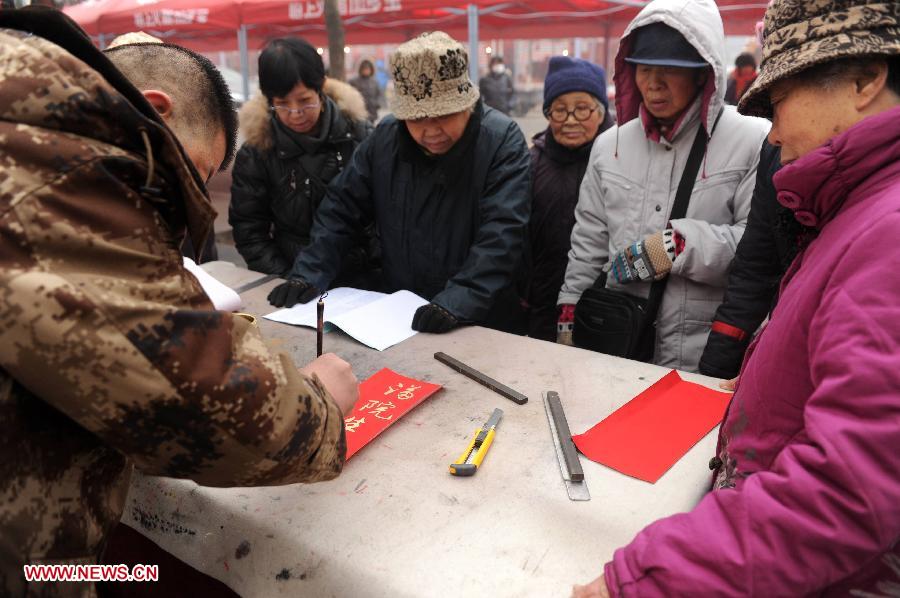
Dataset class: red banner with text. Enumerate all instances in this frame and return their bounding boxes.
[344,368,442,460]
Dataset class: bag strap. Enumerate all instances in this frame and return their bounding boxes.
[639,110,722,345]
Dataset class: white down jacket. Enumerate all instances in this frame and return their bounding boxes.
[558,0,770,372]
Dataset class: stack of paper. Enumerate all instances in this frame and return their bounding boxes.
[264,287,429,351]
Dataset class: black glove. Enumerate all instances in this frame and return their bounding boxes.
[411,303,460,334]
[267,278,321,308]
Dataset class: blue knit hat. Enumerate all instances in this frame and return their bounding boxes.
[543,56,609,113]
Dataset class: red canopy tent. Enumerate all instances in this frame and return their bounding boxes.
[64,0,766,97]
[66,0,765,47]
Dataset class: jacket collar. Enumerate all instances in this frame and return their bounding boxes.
[773,105,900,231]
[638,94,702,143]
[0,8,214,255]
[533,128,594,165]
[272,96,344,159]
[239,78,368,153]
[398,101,484,177]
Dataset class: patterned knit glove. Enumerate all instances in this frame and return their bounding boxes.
[557,304,576,346]
[610,229,676,284]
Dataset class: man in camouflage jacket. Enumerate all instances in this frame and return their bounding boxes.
[0,10,348,596]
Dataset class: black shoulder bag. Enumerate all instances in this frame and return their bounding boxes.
[573,122,711,361]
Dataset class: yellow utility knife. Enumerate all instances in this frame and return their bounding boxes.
[449,408,503,476]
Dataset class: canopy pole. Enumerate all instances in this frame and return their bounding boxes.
[238,25,250,102]
[603,21,612,73]
[467,4,479,85]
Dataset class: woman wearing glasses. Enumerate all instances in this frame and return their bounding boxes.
[230,37,374,279]
[525,56,613,341]
[556,0,769,372]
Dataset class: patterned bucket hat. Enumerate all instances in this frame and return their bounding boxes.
[739,0,900,117]
[389,31,480,120]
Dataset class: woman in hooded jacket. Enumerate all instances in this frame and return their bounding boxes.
[229,37,374,281]
[573,0,900,595]
[556,0,769,373]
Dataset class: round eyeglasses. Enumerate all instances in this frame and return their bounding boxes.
[547,104,601,123]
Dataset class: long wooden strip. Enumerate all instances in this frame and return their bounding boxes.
[433,352,528,405]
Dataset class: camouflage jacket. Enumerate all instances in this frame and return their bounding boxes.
[0,12,345,597]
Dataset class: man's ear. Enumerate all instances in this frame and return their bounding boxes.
[853,60,889,111]
[141,90,174,121]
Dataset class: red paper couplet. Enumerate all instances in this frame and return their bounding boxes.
[571,370,732,483]
[344,368,442,460]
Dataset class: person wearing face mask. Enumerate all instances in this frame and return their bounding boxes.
[268,32,531,335]
[479,55,514,115]
[525,56,614,341]
[229,37,375,281]
[556,0,769,372]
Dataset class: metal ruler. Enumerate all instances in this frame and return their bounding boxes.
[543,391,590,501]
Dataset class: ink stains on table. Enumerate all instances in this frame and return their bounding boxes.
[275,568,291,581]
[235,540,251,559]
[131,506,196,536]
[275,568,307,581]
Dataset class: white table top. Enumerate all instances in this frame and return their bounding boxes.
[122,262,724,597]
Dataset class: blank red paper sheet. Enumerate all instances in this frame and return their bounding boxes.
[572,370,732,483]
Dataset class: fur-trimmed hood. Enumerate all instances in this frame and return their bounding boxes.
[239,78,368,151]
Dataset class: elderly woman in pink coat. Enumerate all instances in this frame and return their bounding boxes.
[573,0,900,596]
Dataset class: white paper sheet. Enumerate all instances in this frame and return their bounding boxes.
[183,257,242,311]
[263,287,429,351]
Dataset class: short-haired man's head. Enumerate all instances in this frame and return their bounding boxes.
[104,42,238,172]
[259,37,326,101]
[735,52,757,71]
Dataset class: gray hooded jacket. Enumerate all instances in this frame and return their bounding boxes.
[558,0,770,372]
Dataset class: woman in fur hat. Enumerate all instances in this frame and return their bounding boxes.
[574,0,900,595]
[229,37,374,281]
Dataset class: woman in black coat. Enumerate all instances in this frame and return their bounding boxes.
[229,38,373,280]
[527,56,614,341]
[698,141,800,379]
